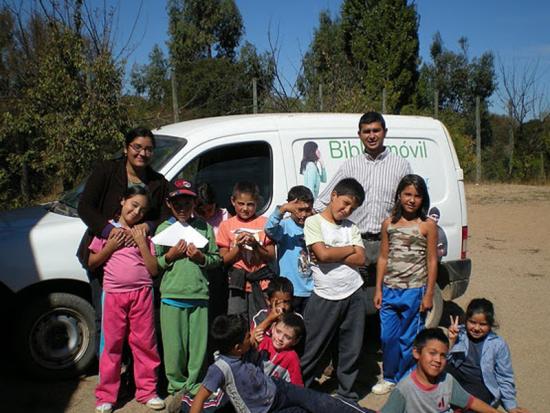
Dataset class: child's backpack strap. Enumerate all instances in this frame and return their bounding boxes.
[214,358,251,413]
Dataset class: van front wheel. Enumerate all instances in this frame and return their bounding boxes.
[425,286,443,328]
[15,292,97,379]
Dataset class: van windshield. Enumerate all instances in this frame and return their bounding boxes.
[50,135,186,216]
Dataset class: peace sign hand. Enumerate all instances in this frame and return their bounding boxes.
[448,315,460,346]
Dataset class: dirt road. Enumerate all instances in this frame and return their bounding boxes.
[2,183,548,412]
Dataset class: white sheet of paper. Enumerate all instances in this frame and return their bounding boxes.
[152,221,208,248]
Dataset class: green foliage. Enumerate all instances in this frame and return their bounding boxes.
[163,1,277,119]
[299,0,419,113]
[342,0,419,113]
[0,5,127,209]
[437,110,476,179]
[168,0,243,66]
[130,45,170,104]
[297,11,361,111]
[178,58,250,118]
[418,33,495,115]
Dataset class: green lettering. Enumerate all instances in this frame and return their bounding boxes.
[329,140,344,159]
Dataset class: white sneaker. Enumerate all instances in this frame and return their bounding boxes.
[95,403,113,413]
[371,380,396,395]
[146,396,166,410]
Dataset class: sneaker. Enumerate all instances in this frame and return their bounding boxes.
[95,403,113,413]
[146,396,165,410]
[371,380,396,395]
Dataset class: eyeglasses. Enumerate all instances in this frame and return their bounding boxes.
[128,143,154,154]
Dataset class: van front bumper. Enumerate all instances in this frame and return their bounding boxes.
[438,259,472,300]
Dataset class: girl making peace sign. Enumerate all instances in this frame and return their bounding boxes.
[447,299,529,413]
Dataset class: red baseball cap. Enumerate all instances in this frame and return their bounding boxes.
[168,179,197,198]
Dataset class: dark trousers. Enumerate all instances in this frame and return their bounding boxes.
[292,296,310,315]
[270,379,373,413]
[300,289,366,400]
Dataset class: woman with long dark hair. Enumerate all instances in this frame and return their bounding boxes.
[299,141,326,198]
[77,126,170,356]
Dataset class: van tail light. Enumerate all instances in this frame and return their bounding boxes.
[461,226,468,260]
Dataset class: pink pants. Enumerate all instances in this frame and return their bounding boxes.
[96,287,160,405]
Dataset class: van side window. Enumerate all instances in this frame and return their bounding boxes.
[173,141,272,214]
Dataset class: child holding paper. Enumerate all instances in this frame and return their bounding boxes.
[154,179,222,397]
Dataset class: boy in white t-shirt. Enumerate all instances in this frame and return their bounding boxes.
[301,178,367,401]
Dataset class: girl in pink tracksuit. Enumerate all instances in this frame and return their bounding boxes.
[88,186,164,412]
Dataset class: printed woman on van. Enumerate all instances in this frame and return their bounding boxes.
[300,141,326,199]
[77,126,170,354]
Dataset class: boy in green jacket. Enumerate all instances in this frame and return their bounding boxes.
[155,179,221,396]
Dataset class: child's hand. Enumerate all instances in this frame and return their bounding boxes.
[420,294,433,312]
[271,298,291,315]
[106,229,125,252]
[280,199,300,215]
[130,226,148,248]
[373,290,382,310]
[235,232,248,247]
[186,243,204,263]
[253,328,265,345]
[448,315,460,342]
[134,222,150,235]
[166,239,187,263]
[236,232,256,251]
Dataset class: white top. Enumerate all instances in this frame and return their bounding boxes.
[303,214,364,300]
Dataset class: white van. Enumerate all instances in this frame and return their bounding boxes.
[0,113,471,378]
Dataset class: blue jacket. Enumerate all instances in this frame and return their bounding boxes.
[447,326,518,411]
[264,207,313,297]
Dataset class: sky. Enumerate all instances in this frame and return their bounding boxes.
[93,0,550,115]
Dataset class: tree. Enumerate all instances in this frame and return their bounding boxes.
[0,1,128,208]
[130,44,169,104]
[419,33,495,115]
[298,11,360,111]
[167,0,243,67]
[238,41,276,111]
[299,0,419,113]
[165,0,280,118]
[417,32,496,158]
[497,59,550,178]
[341,0,419,112]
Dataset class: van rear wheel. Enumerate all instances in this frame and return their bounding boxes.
[425,286,443,328]
[15,292,97,379]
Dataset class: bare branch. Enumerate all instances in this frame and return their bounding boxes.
[497,56,545,125]
[266,23,301,112]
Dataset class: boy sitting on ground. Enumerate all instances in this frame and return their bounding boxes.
[190,314,373,413]
[378,328,502,413]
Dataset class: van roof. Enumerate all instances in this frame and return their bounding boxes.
[154,113,444,140]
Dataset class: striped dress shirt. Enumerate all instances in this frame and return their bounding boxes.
[314,148,412,234]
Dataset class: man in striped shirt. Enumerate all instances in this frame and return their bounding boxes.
[314,111,412,269]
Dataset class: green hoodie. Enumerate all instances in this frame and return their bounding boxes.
[155,217,221,300]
